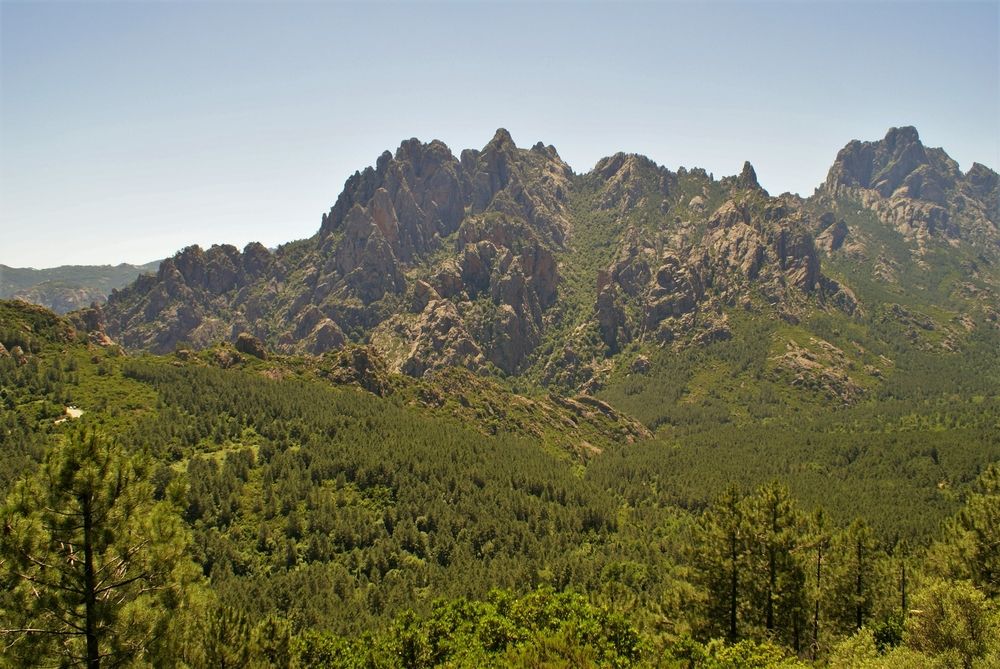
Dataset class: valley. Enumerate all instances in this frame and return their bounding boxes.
[1,126,998,667]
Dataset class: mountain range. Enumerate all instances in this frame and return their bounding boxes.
[77,126,997,401]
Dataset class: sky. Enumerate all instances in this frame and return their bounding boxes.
[1,1,997,268]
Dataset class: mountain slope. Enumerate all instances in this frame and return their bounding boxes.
[99,130,571,374]
[804,126,999,349]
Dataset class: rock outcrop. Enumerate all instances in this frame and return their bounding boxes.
[235,332,268,359]
[320,345,394,396]
[771,338,865,403]
[589,167,855,348]
[104,242,276,352]
[102,130,571,372]
[815,213,849,253]
[819,126,998,252]
[595,271,629,353]
[372,295,488,377]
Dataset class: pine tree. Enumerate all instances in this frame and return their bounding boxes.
[0,432,193,667]
[743,483,807,651]
[806,508,832,659]
[692,484,747,641]
[826,519,878,635]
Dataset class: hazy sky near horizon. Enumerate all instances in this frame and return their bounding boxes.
[2,1,997,268]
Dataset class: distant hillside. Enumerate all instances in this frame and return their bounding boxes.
[0,260,160,313]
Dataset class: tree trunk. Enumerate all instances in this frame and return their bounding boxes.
[766,506,777,632]
[729,530,738,642]
[767,545,776,631]
[855,539,864,630]
[82,492,100,668]
[900,558,907,612]
[812,544,822,660]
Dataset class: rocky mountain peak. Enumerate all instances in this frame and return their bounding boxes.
[101,130,578,375]
[394,137,455,174]
[824,125,941,197]
[736,160,764,193]
[488,127,516,150]
[590,153,676,212]
[593,153,660,180]
[464,129,573,247]
[884,124,920,148]
[530,141,563,162]
[965,162,999,201]
[818,126,996,251]
[95,127,995,395]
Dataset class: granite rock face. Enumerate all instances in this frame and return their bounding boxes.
[235,332,268,360]
[103,130,571,374]
[820,126,998,252]
[586,155,854,352]
[815,213,849,253]
[104,242,276,352]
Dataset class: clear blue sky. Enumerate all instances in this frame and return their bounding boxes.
[2,1,997,268]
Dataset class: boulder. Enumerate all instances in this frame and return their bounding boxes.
[481,303,536,374]
[10,345,28,365]
[211,348,241,369]
[817,219,849,252]
[307,319,346,355]
[410,280,439,313]
[433,262,465,298]
[322,345,393,396]
[235,332,268,360]
[631,355,651,373]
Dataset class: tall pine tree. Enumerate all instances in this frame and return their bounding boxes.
[0,432,194,667]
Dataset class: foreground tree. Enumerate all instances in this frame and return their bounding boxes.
[0,432,193,667]
[743,483,808,650]
[806,509,832,659]
[691,484,748,642]
[692,483,811,648]
[905,578,998,669]
[824,519,880,636]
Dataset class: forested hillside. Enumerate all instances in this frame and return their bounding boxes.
[1,299,997,667]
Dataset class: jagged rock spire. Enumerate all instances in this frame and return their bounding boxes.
[737,161,760,191]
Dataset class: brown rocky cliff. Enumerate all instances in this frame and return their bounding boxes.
[98,127,996,393]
